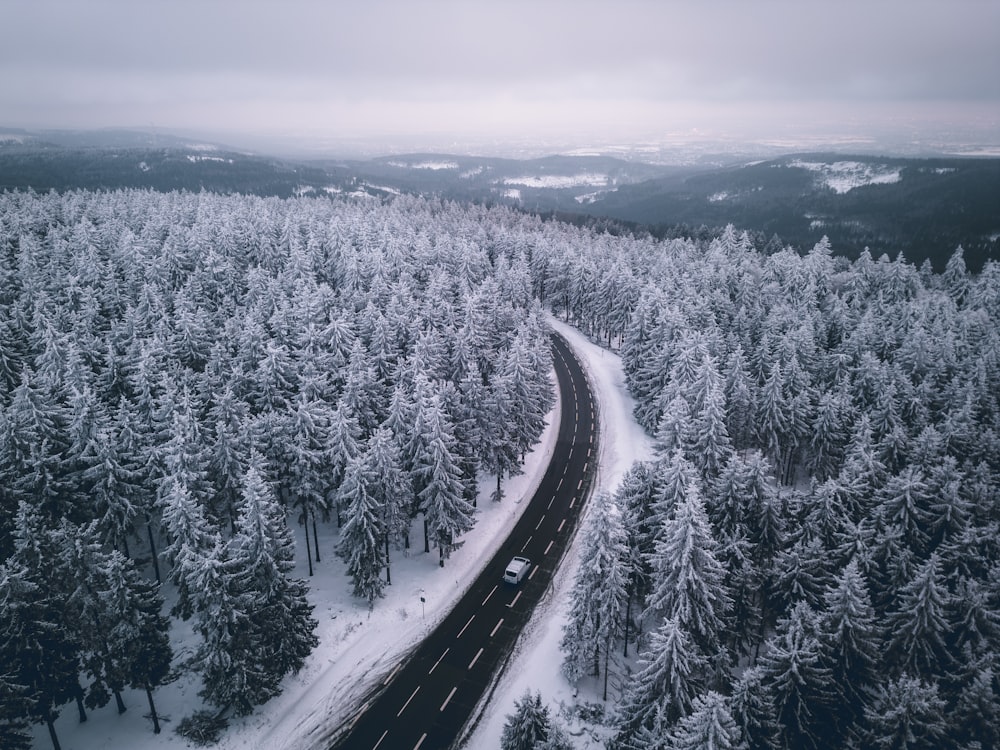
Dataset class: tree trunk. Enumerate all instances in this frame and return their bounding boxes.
[623,586,632,658]
[114,689,126,714]
[384,533,391,585]
[312,515,321,563]
[46,717,62,750]
[303,507,314,577]
[146,516,161,584]
[603,637,612,701]
[75,690,87,723]
[145,685,161,734]
[423,518,430,553]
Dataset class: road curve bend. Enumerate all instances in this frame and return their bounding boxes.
[328,331,598,750]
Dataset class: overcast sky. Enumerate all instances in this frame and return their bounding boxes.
[2,0,998,148]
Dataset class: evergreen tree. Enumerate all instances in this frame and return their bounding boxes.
[414,393,475,564]
[759,602,835,750]
[227,459,318,699]
[614,619,707,748]
[500,690,552,750]
[559,493,629,697]
[864,675,949,750]
[337,456,387,603]
[645,483,730,656]
[665,690,744,750]
[818,560,880,748]
[884,554,952,678]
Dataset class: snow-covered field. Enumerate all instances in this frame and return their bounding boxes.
[463,317,654,749]
[789,159,902,193]
[502,174,609,189]
[385,160,460,170]
[32,377,562,750]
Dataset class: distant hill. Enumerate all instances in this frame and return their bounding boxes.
[2,129,996,271]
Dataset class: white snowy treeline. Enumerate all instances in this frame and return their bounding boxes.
[538,226,1000,749]
[0,189,558,747]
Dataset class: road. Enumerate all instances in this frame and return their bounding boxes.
[328,332,598,750]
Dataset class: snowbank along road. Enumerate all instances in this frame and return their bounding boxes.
[328,331,598,750]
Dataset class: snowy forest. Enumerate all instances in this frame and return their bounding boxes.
[1,186,998,750]
[0,189,556,748]
[547,228,1000,749]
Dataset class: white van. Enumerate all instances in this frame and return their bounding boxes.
[503,556,531,584]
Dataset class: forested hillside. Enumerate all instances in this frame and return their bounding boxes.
[1,186,997,750]
[0,190,555,747]
[534,227,1000,749]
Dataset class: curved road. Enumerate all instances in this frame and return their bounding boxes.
[328,332,598,750]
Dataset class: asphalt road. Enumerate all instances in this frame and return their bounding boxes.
[328,331,598,750]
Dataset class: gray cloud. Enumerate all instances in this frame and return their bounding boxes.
[2,0,997,143]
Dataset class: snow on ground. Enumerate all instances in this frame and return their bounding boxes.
[574,188,617,205]
[789,159,901,193]
[185,155,233,164]
[463,317,655,749]
[33,377,561,750]
[502,174,609,189]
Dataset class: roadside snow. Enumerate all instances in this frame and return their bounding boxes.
[32,377,561,750]
[463,317,655,749]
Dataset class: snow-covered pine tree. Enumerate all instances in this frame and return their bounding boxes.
[558,492,629,697]
[337,456,388,603]
[414,392,475,564]
[613,618,708,749]
[500,690,552,750]
[228,458,318,693]
[645,481,730,657]
[664,690,743,750]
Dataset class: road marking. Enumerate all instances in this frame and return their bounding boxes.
[590,433,594,443]
[528,564,538,580]
[491,618,504,637]
[558,519,566,532]
[468,648,484,669]
[349,700,371,730]
[536,515,545,530]
[373,729,389,750]
[384,662,403,686]
[569,497,576,509]
[429,648,449,674]
[547,497,554,510]
[521,535,532,552]
[508,590,522,608]
[440,686,457,711]
[577,479,583,490]
[413,733,428,750]
[545,540,554,555]
[458,615,475,638]
[482,585,498,606]
[557,478,564,490]
[583,462,589,474]
[587,447,592,458]
[397,686,420,717]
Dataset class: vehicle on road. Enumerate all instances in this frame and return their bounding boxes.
[503,556,531,584]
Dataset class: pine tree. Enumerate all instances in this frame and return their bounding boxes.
[864,675,948,750]
[614,619,708,748]
[818,560,880,748]
[414,393,475,564]
[688,354,733,480]
[500,690,552,750]
[884,554,952,678]
[729,666,779,750]
[337,456,387,603]
[227,459,318,698]
[559,493,629,697]
[665,690,743,750]
[759,602,835,750]
[645,482,730,656]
